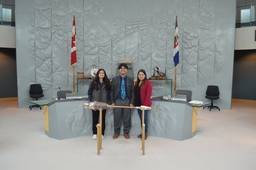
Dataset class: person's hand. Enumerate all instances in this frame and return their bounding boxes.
[112,103,115,106]
[130,104,133,109]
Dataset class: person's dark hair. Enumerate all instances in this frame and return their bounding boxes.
[91,69,111,91]
[135,69,147,87]
[118,63,128,69]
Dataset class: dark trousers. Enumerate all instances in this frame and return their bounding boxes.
[113,98,131,134]
[137,109,149,134]
[92,109,106,135]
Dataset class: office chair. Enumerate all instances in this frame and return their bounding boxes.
[57,90,72,100]
[176,89,192,102]
[29,84,44,110]
[203,85,220,111]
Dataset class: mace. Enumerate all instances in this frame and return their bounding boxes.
[84,101,159,155]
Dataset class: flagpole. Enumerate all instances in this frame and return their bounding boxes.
[72,65,75,93]
[174,66,177,95]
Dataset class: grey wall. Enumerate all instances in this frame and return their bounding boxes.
[16,0,236,109]
[0,48,17,98]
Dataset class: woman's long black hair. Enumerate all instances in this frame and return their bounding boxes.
[135,69,147,87]
[91,69,111,91]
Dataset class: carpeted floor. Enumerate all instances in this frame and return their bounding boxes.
[0,99,255,170]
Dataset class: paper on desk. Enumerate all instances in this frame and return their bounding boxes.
[189,100,203,104]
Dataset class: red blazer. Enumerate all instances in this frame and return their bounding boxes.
[135,80,152,106]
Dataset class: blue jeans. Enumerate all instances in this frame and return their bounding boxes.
[137,109,149,134]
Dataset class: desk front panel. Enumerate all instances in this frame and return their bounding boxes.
[46,100,195,140]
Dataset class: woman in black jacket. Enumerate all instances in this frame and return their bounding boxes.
[88,69,111,140]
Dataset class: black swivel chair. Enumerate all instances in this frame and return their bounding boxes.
[203,85,220,111]
[57,90,72,100]
[176,89,192,102]
[29,84,44,110]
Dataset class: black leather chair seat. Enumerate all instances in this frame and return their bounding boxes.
[206,96,219,100]
[30,94,44,98]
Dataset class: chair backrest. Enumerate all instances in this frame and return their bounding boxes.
[176,89,192,102]
[29,84,43,95]
[57,90,72,100]
[206,85,219,96]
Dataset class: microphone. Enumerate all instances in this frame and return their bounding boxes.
[58,87,65,100]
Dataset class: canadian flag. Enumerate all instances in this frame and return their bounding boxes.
[71,15,77,66]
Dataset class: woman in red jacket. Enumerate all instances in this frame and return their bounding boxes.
[134,69,152,139]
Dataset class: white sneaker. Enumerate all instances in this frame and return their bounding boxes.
[92,134,97,140]
[102,135,104,140]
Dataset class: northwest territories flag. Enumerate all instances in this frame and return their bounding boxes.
[173,15,179,67]
[71,15,77,66]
